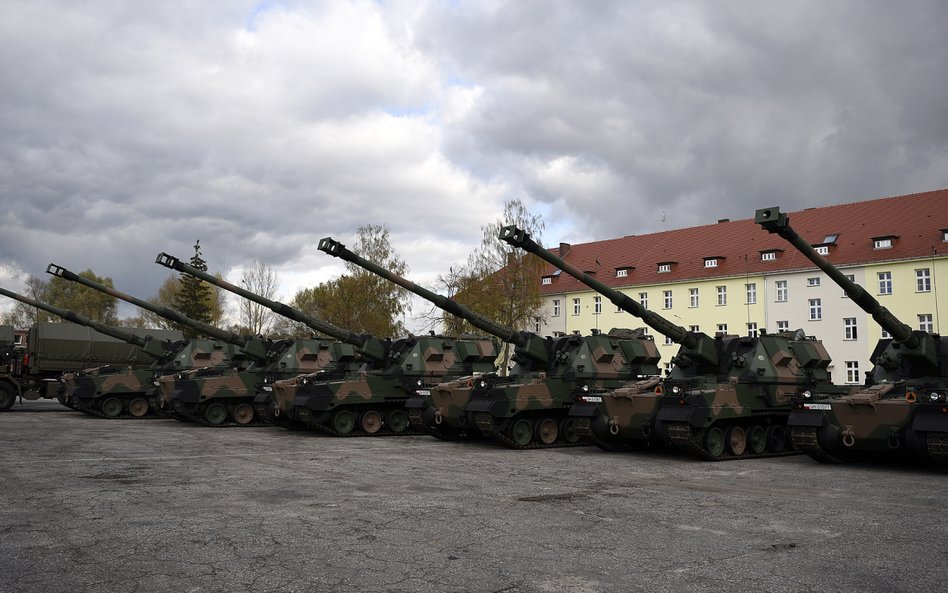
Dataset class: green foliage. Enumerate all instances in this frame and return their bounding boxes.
[279,225,411,339]
[143,241,227,337]
[1,271,118,327]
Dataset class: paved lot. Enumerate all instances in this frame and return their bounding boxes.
[1,400,946,593]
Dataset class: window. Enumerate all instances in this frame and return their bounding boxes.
[846,361,860,384]
[638,292,648,309]
[807,277,821,287]
[663,290,673,309]
[13,334,23,345]
[761,251,777,261]
[534,318,541,332]
[541,277,552,285]
[844,318,857,340]
[616,268,629,278]
[593,296,602,315]
[776,320,789,332]
[843,274,855,297]
[704,258,718,268]
[689,325,700,333]
[776,280,788,302]
[747,322,758,338]
[552,299,560,317]
[716,323,728,335]
[874,238,892,249]
[815,246,829,256]
[716,286,727,306]
[689,288,699,308]
[572,298,581,316]
[943,230,948,242]
[917,268,931,292]
[658,263,671,273]
[664,335,674,345]
[878,272,892,295]
[809,298,822,321]
[745,283,756,304]
[919,314,933,332]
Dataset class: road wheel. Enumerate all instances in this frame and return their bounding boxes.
[535,417,559,445]
[703,426,726,458]
[766,425,788,453]
[387,409,409,434]
[0,383,16,411]
[127,398,149,418]
[725,425,747,456]
[232,403,254,425]
[360,410,383,434]
[508,418,534,447]
[331,409,356,435]
[559,417,581,444]
[204,403,228,426]
[747,425,767,454]
[100,397,123,418]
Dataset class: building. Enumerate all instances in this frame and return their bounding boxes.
[535,189,948,385]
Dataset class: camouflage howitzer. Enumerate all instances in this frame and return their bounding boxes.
[757,206,948,465]
[47,263,267,426]
[156,251,380,429]
[502,224,849,460]
[319,237,660,449]
[0,285,188,416]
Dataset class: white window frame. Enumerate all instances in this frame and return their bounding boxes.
[916,268,931,293]
[704,258,718,268]
[809,298,822,321]
[807,277,821,287]
[689,288,699,308]
[747,322,758,338]
[658,263,671,273]
[572,298,581,316]
[844,318,857,340]
[775,280,788,302]
[716,286,727,306]
[745,282,756,304]
[874,238,892,249]
[815,246,829,256]
[616,268,629,278]
[552,299,560,317]
[541,277,552,285]
[919,314,933,333]
[638,292,648,310]
[593,296,602,315]
[761,251,776,261]
[846,361,860,384]
[878,271,892,295]
[663,290,673,309]
[776,320,789,332]
[716,323,728,335]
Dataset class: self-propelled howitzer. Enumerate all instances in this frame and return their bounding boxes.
[757,206,948,465]
[501,224,847,460]
[319,237,660,448]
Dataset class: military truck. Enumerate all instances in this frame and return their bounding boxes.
[501,224,850,460]
[318,237,660,448]
[0,298,179,412]
[757,206,948,465]
[47,264,270,425]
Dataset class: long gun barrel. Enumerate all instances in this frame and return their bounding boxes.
[755,207,918,348]
[0,286,168,360]
[155,252,386,361]
[46,263,269,361]
[317,237,549,365]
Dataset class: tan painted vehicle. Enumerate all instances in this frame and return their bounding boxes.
[318,237,660,448]
[502,225,851,460]
[757,206,948,466]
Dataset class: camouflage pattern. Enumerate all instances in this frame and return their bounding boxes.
[757,206,948,466]
[274,333,499,436]
[319,235,660,448]
[502,224,846,460]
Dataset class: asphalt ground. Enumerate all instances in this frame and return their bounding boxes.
[1,400,945,593]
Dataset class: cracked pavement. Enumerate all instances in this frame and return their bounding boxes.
[1,400,946,593]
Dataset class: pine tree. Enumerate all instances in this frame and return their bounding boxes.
[172,240,214,337]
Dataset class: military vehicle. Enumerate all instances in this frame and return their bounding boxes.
[47,264,273,425]
[0,292,180,413]
[0,286,199,417]
[318,237,660,448]
[501,224,849,460]
[757,206,948,465]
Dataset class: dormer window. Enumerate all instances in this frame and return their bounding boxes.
[616,268,629,278]
[872,235,896,249]
[657,262,673,273]
[704,258,718,268]
[942,229,948,242]
[761,251,777,261]
[541,277,552,285]
[815,246,829,256]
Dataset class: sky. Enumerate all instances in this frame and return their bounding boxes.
[1,0,947,331]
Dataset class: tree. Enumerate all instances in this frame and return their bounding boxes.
[139,272,226,332]
[1,276,48,327]
[1,271,118,327]
[439,199,545,373]
[279,225,411,339]
[237,260,278,336]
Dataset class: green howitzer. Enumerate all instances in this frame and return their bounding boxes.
[757,206,947,465]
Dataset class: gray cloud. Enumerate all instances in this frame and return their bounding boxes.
[1,0,946,328]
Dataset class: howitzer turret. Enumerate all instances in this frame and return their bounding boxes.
[317,237,549,369]
[756,206,948,465]
[0,287,170,361]
[319,236,662,448]
[502,224,847,460]
[47,263,270,361]
[155,252,386,362]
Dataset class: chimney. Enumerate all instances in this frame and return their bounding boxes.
[559,242,571,257]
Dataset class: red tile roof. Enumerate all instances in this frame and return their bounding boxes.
[539,188,948,294]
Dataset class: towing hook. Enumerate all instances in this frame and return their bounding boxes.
[609,418,619,435]
[842,427,856,447]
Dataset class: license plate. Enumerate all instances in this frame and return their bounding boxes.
[581,396,603,403]
[803,403,831,410]
[416,390,431,396]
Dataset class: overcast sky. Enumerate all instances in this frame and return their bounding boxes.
[1,0,946,330]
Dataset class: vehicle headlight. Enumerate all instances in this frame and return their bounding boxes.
[416,379,423,387]
[581,384,589,392]
[671,386,681,395]
[479,380,487,388]
[930,392,943,402]
[802,390,812,399]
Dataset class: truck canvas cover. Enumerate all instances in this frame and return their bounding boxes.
[26,322,184,372]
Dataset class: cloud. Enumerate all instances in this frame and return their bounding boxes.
[1,0,946,330]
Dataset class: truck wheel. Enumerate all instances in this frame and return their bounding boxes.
[0,383,15,411]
